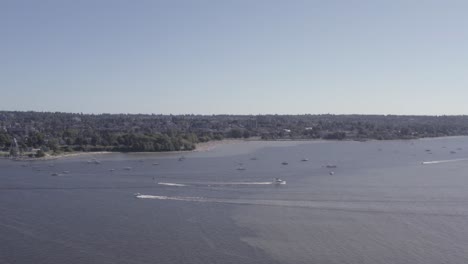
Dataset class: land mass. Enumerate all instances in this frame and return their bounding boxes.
[1,111,468,158]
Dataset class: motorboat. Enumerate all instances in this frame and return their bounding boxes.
[274,178,286,184]
[123,167,132,171]
[281,162,288,165]
[87,159,100,164]
[325,164,337,168]
[301,158,309,162]
[237,166,246,171]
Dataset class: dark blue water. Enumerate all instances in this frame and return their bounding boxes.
[2,138,468,263]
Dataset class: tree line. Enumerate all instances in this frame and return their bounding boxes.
[2,111,468,156]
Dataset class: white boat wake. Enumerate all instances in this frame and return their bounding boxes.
[213,182,275,185]
[421,158,468,165]
[156,181,284,187]
[157,182,187,187]
[136,195,204,201]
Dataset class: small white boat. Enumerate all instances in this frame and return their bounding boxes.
[281,162,288,165]
[152,162,159,166]
[301,158,309,162]
[51,173,60,176]
[123,167,132,171]
[325,164,337,168]
[237,166,246,171]
[274,178,286,184]
[329,171,335,175]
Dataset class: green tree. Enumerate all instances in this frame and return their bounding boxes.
[47,139,60,152]
[35,149,46,158]
[229,128,243,138]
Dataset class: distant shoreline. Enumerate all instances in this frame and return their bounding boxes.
[4,111,468,161]
[3,135,468,161]
[4,151,113,161]
[2,139,247,161]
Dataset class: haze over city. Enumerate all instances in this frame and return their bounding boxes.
[2,0,468,115]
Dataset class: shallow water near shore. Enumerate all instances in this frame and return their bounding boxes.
[2,138,468,263]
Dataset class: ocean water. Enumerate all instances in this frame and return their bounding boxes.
[2,138,468,263]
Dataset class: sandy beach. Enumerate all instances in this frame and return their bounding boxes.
[194,139,247,152]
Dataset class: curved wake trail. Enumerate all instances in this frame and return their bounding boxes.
[135,194,468,217]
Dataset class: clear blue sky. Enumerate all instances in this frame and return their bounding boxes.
[1,0,467,115]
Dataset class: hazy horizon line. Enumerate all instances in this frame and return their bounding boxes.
[1,109,467,117]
